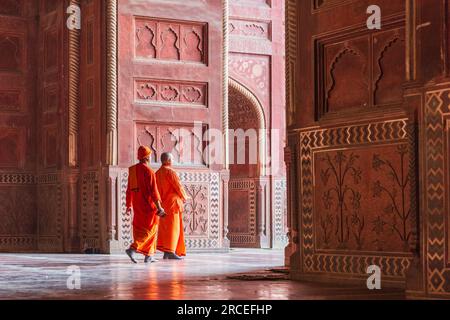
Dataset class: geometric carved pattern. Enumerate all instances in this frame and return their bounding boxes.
[135,79,207,107]
[36,174,63,252]
[0,173,34,184]
[229,19,270,39]
[135,17,207,64]
[80,171,101,251]
[119,170,132,249]
[228,179,257,247]
[285,0,298,126]
[299,118,415,281]
[424,88,450,295]
[273,178,288,248]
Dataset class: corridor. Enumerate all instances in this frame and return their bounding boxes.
[0,249,404,300]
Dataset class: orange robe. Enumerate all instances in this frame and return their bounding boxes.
[126,163,161,256]
[156,165,188,256]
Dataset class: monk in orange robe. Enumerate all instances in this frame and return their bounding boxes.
[125,146,166,264]
[156,152,188,259]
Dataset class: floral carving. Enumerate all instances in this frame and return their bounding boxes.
[160,85,179,101]
[320,152,364,249]
[183,184,208,236]
[372,145,411,250]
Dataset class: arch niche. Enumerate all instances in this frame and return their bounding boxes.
[227,78,268,248]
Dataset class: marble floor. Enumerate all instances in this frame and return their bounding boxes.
[0,249,404,300]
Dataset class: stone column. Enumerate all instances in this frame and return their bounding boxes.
[106,0,118,166]
[222,0,230,249]
[68,0,81,167]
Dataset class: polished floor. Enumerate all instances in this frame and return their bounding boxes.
[0,249,404,300]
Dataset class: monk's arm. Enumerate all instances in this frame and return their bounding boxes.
[147,170,164,212]
[126,177,133,209]
[170,171,188,201]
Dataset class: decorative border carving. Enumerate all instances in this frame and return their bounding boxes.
[285,0,297,126]
[0,173,35,184]
[274,178,288,248]
[424,88,450,295]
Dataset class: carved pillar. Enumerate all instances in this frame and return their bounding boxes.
[442,0,449,77]
[68,0,81,167]
[65,171,80,252]
[284,146,293,266]
[257,177,270,248]
[222,0,230,248]
[285,0,297,127]
[106,0,118,166]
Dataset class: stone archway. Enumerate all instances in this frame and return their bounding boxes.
[227,78,268,248]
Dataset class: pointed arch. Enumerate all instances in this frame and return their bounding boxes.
[228,77,267,176]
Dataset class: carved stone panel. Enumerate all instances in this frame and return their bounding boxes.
[135,17,207,64]
[179,171,220,249]
[228,179,257,247]
[316,24,405,118]
[135,122,207,166]
[299,118,416,281]
[0,128,25,169]
[314,145,412,252]
[36,173,63,252]
[229,53,270,106]
[0,176,36,251]
[0,34,23,73]
[80,171,101,251]
[229,19,271,40]
[0,90,21,113]
[135,79,207,107]
[0,0,22,16]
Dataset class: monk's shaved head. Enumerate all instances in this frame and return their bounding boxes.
[161,152,173,164]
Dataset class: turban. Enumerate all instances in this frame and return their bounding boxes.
[138,146,152,160]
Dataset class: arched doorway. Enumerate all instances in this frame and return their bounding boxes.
[228,78,268,248]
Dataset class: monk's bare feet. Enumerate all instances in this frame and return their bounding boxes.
[126,248,137,264]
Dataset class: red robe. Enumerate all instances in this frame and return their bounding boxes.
[156,165,187,256]
[126,162,161,256]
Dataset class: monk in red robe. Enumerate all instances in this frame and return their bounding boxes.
[125,146,166,264]
[156,152,188,259]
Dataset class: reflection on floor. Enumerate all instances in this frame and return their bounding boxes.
[0,249,404,300]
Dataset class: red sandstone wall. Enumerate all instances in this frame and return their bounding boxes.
[113,0,226,252]
[286,0,450,297]
[0,0,67,252]
[286,0,415,286]
[0,1,38,251]
[228,0,287,248]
